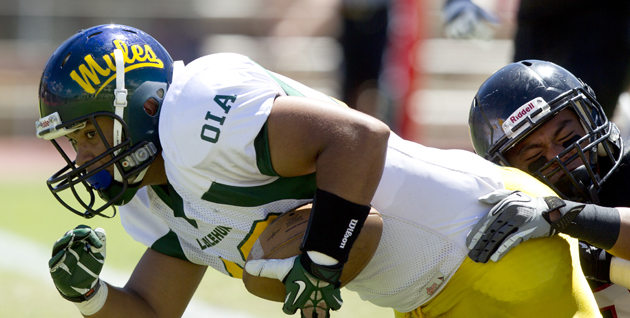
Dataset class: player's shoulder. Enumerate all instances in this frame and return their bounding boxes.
[181,53,269,82]
[166,53,278,102]
[495,165,557,197]
[187,52,257,68]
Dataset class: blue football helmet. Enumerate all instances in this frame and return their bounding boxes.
[36,24,173,218]
[468,60,622,203]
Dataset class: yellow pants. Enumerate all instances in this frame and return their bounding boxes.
[395,167,600,318]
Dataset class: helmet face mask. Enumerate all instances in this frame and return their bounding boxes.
[469,60,623,203]
[36,24,172,218]
[44,113,155,218]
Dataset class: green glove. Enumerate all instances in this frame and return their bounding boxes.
[49,225,106,302]
[283,254,343,318]
[245,253,344,317]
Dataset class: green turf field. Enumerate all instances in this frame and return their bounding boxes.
[0,179,393,318]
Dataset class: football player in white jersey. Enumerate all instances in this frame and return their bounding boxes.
[468,60,630,317]
[37,24,626,318]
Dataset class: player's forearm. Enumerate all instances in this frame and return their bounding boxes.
[83,282,161,318]
[610,256,630,289]
[607,207,630,261]
[82,249,206,318]
[550,201,626,257]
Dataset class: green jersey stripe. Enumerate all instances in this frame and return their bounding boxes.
[254,122,278,177]
[150,230,190,262]
[201,174,316,206]
[151,184,199,228]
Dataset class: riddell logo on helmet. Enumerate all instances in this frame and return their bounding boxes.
[502,98,550,137]
[70,39,165,96]
[40,118,52,128]
[508,102,536,124]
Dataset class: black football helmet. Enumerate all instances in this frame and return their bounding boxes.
[468,60,622,203]
[36,24,173,218]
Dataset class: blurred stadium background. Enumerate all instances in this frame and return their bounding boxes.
[0,0,522,317]
[0,0,520,147]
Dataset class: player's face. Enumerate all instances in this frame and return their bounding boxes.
[65,117,115,176]
[504,109,587,183]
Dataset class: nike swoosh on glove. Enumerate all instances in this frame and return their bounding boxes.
[246,253,343,318]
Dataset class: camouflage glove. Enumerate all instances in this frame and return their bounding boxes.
[49,225,106,302]
[246,253,343,318]
[467,190,557,263]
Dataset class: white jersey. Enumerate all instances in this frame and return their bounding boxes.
[119,53,506,312]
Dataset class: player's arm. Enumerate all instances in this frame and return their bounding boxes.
[50,226,206,318]
[467,190,630,263]
[607,207,630,260]
[267,95,389,205]
[88,248,207,318]
[245,95,389,317]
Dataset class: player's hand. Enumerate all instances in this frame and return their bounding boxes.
[466,190,560,263]
[49,225,106,302]
[245,253,343,318]
[442,0,499,40]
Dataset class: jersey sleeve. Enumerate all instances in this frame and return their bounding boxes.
[118,187,191,260]
[159,53,347,199]
[159,53,284,198]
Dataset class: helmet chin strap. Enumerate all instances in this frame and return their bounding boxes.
[112,49,148,184]
[113,49,127,183]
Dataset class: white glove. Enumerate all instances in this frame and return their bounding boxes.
[442,0,499,40]
[467,190,557,263]
[245,255,297,282]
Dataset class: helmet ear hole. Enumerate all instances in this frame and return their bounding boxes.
[61,53,72,67]
[143,98,159,116]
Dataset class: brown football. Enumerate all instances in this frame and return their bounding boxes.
[242,204,383,302]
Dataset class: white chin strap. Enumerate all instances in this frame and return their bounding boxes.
[112,49,148,184]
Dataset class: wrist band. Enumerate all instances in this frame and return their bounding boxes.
[75,279,108,315]
[610,257,630,289]
[548,199,620,250]
[300,188,371,264]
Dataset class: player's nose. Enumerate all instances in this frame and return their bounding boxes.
[75,144,96,168]
[550,143,572,161]
[552,143,583,171]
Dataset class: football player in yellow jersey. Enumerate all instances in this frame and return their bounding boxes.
[391,165,608,318]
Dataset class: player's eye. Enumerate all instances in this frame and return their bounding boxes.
[560,134,582,148]
[86,131,97,139]
[527,155,548,173]
[523,150,543,163]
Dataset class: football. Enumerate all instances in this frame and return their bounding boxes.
[242,203,383,302]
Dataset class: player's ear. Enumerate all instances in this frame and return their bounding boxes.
[143,98,159,116]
